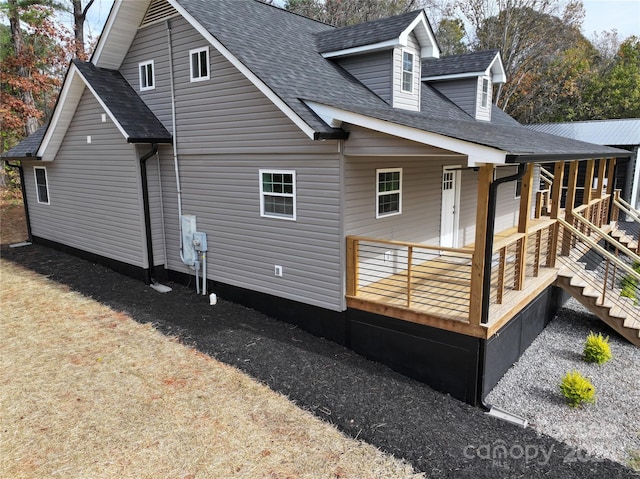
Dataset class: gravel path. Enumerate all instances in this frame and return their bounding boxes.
[3,244,639,478]
[487,298,640,467]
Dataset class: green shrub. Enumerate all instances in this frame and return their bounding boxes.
[583,331,612,365]
[619,262,640,305]
[559,371,596,407]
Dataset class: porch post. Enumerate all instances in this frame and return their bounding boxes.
[561,160,580,256]
[606,158,617,195]
[516,163,534,289]
[595,158,607,199]
[469,163,493,326]
[547,161,564,267]
[583,159,595,205]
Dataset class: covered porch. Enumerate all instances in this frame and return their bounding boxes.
[346,157,621,340]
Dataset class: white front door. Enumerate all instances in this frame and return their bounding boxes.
[440,165,461,248]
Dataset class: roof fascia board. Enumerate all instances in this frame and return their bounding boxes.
[92,0,149,69]
[37,64,84,161]
[167,0,317,140]
[422,71,485,82]
[321,39,398,58]
[400,12,439,58]
[305,101,506,165]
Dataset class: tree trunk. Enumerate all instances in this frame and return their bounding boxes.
[73,0,95,60]
[8,0,38,136]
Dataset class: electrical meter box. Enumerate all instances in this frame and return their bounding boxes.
[193,232,207,252]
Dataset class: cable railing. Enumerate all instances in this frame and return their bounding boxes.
[346,236,474,320]
[612,193,640,254]
[556,217,640,327]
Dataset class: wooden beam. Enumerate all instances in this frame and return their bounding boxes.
[595,158,607,199]
[469,163,493,326]
[606,157,617,196]
[346,237,358,297]
[516,164,534,289]
[583,159,595,205]
[550,161,565,220]
[561,160,580,256]
[548,161,565,267]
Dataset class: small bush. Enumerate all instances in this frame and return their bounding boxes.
[559,371,596,407]
[583,331,612,365]
[619,262,640,305]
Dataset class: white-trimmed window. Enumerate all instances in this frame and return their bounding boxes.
[139,60,155,91]
[34,166,50,204]
[260,169,296,220]
[376,168,402,218]
[481,77,490,108]
[190,47,210,82]
[401,51,414,93]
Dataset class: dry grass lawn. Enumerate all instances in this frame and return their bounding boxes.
[0,255,423,477]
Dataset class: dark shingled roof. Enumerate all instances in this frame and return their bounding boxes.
[422,50,500,77]
[1,125,48,160]
[171,0,628,161]
[315,10,424,53]
[73,59,172,143]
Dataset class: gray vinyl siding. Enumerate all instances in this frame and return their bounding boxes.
[23,90,146,267]
[121,17,336,155]
[342,125,457,156]
[392,33,421,111]
[431,78,477,118]
[345,156,467,244]
[336,51,392,103]
[120,16,345,310]
[156,148,344,310]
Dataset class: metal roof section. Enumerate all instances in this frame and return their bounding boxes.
[1,125,47,160]
[527,119,640,147]
[317,9,439,59]
[422,50,506,83]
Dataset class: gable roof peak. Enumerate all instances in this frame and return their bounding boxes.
[317,9,439,59]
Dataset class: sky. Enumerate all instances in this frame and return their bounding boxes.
[84,0,639,43]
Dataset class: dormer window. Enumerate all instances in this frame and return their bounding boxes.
[402,51,414,93]
[139,60,155,91]
[481,78,489,108]
[190,47,210,82]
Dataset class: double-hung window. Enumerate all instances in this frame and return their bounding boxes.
[34,166,50,204]
[260,170,296,220]
[481,78,490,108]
[190,47,210,82]
[376,168,402,218]
[401,51,414,93]
[139,60,155,91]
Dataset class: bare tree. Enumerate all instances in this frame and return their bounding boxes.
[71,0,95,60]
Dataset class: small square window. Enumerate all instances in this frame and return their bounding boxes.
[34,166,50,204]
[190,47,210,82]
[481,77,490,108]
[139,60,155,91]
[401,51,414,93]
[376,168,402,218]
[260,169,296,220]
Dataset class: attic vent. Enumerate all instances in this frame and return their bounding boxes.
[140,0,178,27]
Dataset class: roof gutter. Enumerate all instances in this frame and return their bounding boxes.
[505,151,631,163]
[4,161,33,242]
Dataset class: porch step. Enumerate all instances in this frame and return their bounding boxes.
[555,267,640,347]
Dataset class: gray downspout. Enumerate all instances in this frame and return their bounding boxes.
[5,161,33,242]
[139,144,158,285]
[477,162,527,408]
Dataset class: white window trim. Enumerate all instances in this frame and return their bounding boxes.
[259,169,297,221]
[139,60,155,91]
[376,168,402,219]
[189,46,210,82]
[401,50,414,94]
[481,77,490,108]
[34,166,50,205]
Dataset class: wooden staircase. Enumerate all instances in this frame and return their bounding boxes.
[555,260,640,347]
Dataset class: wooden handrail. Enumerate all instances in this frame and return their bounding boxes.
[557,218,640,282]
[614,197,640,224]
[571,213,640,265]
[346,235,474,255]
